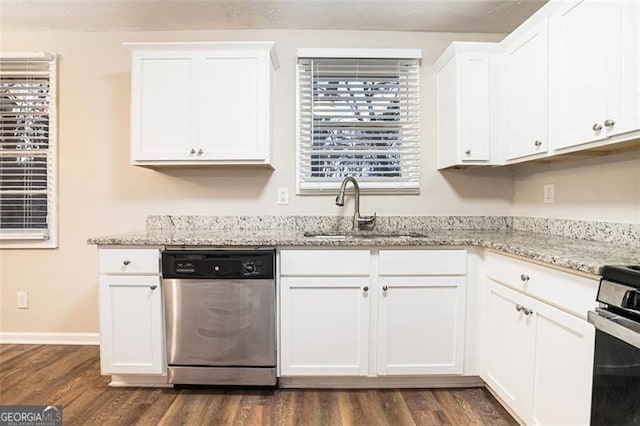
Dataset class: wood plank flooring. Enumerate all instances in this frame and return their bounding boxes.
[0,345,516,425]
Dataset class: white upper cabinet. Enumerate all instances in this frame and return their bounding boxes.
[126,42,278,167]
[435,43,500,169]
[502,19,549,161]
[131,51,195,161]
[435,1,640,168]
[549,0,640,151]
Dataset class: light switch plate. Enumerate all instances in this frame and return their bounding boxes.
[544,184,554,203]
[277,187,289,205]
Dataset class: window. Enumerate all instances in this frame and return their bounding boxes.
[296,49,421,194]
[0,53,57,248]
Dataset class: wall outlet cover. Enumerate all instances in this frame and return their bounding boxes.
[17,291,29,309]
[277,187,289,205]
[544,184,555,204]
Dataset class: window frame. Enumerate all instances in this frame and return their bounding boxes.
[295,48,421,195]
[0,52,58,249]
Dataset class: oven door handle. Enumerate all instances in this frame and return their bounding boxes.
[588,308,640,350]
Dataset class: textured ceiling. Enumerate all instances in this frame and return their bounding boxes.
[0,0,547,33]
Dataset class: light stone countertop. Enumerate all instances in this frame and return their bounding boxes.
[87,228,640,276]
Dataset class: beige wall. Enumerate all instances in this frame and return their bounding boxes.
[0,29,514,334]
[512,151,640,224]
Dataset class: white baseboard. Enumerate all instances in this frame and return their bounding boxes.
[278,375,485,389]
[0,332,100,345]
[109,374,171,388]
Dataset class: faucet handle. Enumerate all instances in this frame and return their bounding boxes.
[357,212,377,230]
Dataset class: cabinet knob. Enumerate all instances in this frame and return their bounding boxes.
[123,260,131,266]
[515,304,525,312]
[520,274,530,282]
[190,148,196,155]
[592,123,603,131]
[363,286,369,293]
[150,285,157,290]
[523,307,534,316]
[197,148,204,155]
[464,149,471,155]
[382,285,389,292]
[534,140,542,147]
[604,119,616,127]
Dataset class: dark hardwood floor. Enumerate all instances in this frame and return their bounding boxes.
[0,345,516,425]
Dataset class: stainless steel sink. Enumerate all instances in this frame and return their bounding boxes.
[303,231,420,239]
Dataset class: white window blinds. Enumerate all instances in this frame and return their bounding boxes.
[297,53,420,193]
[0,53,57,247]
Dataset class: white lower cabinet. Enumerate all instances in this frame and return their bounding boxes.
[529,298,594,425]
[377,276,466,375]
[279,277,370,376]
[98,248,165,376]
[484,281,529,412]
[279,249,467,377]
[484,263,595,425]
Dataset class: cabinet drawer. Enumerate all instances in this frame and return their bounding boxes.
[486,251,598,318]
[99,249,160,274]
[280,250,370,276]
[379,250,466,276]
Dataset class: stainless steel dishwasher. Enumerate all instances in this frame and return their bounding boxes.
[162,249,276,386]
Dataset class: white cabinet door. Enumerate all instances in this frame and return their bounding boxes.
[504,20,549,160]
[280,276,370,376]
[127,42,277,166]
[527,297,594,425]
[377,276,466,375]
[483,281,530,419]
[436,43,497,168]
[484,279,595,424]
[459,52,491,162]
[99,275,164,375]
[550,0,621,149]
[199,51,268,161]
[130,51,197,161]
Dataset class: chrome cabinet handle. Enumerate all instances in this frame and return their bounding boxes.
[523,307,534,316]
[190,148,196,154]
[363,286,369,293]
[520,274,530,282]
[197,148,204,155]
[123,260,131,266]
[534,140,542,147]
[515,304,525,312]
[382,285,389,291]
[604,119,616,127]
[592,123,603,131]
[464,149,471,155]
[150,285,157,290]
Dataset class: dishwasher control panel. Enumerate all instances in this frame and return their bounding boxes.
[162,249,275,279]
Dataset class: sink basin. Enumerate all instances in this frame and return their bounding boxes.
[303,231,420,239]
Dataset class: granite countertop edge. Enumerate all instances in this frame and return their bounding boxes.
[87,229,640,276]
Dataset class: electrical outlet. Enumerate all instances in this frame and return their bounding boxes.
[277,187,289,205]
[17,291,29,309]
[544,184,555,204]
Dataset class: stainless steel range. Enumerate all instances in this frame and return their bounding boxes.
[588,264,640,425]
[162,249,276,386]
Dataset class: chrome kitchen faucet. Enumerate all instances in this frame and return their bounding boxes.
[335,177,376,231]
